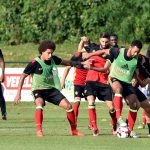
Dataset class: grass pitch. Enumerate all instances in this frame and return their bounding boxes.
[0,102,149,150]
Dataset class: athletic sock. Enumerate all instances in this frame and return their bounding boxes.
[73,100,80,122]
[127,108,137,131]
[35,106,43,132]
[113,94,123,120]
[142,110,146,125]
[147,123,150,134]
[66,109,76,131]
[109,109,117,130]
[88,105,98,130]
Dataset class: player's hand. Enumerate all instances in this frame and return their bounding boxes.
[82,52,90,60]
[82,59,94,69]
[0,74,4,83]
[61,81,65,89]
[131,78,137,87]
[14,94,21,105]
[104,49,110,55]
[81,36,89,43]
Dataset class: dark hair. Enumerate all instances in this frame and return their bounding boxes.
[110,34,118,40]
[38,40,56,54]
[99,32,110,39]
[131,40,142,49]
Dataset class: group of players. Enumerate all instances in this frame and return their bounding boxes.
[61,32,150,138]
[14,33,150,138]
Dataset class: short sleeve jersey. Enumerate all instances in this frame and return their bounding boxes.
[70,53,88,85]
[23,55,62,75]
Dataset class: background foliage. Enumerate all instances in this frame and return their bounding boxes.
[0,0,150,44]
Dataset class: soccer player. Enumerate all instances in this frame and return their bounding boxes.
[14,40,85,137]
[82,32,117,136]
[137,45,150,129]
[110,34,119,48]
[61,37,103,123]
[0,49,7,120]
[132,54,150,136]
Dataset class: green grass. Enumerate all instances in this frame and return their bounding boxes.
[0,41,148,67]
[0,102,149,150]
[0,41,78,67]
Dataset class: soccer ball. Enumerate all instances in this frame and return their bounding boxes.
[116,127,129,138]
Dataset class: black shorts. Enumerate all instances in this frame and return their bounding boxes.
[109,77,136,98]
[74,85,86,99]
[136,88,147,102]
[84,81,112,101]
[32,88,66,106]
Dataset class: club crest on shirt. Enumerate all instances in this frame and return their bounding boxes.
[75,91,78,95]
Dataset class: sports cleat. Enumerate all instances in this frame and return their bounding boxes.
[129,131,140,138]
[147,134,150,137]
[88,125,94,130]
[36,130,43,137]
[93,129,100,136]
[71,130,85,136]
[2,115,7,120]
[117,118,127,127]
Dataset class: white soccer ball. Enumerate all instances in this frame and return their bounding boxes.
[116,127,129,138]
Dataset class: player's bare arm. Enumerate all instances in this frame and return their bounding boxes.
[82,49,110,60]
[82,59,111,73]
[14,73,28,104]
[0,56,5,82]
[61,66,71,89]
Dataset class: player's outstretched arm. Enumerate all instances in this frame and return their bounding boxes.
[61,66,71,89]
[83,59,111,73]
[82,49,110,60]
[14,73,28,105]
[0,52,5,82]
[78,36,89,52]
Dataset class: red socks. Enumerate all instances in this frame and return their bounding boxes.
[128,109,137,131]
[35,109,43,132]
[73,101,80,122]
[66,109,77,131]
[88,106,98,130]
[109,110,117,126]
[113,94,123,119]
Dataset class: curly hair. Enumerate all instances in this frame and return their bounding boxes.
[38,40,56,54]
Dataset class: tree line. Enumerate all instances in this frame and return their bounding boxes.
[0,0,149,44]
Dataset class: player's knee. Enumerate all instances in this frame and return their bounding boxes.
[36,106,43,110]
[130,102,140,110]
[74,99,80,104]
[88,104,95,109]
[109,108,116,113]
[66,103,72,110]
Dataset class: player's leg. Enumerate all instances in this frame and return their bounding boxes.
[105,100,117,135]
[86,95,99,136]
[59,98,84,136]
[73,97,81,122]
[109,79,126,126]
[0,84,7,120]
[84,81,99,136]
[34,97,44,137]
[73,85,84,122]
[138,109,146,129]
[126,94,140,137]
[140,98,150,136]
